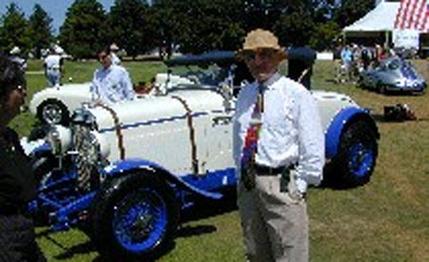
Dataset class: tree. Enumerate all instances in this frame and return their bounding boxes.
[310,21,341,51]
[151,0,182,57]
[108,0,153,59]
[273,1,315,47]
[333,0,374,29]
[28,4,53,58]
[153,0,246,54]
[0,3,31,54]
[59,0,107,59]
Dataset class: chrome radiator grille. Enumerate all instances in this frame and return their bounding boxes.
[73,124,100,191]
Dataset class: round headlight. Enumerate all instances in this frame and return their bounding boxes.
[47,125,72,155]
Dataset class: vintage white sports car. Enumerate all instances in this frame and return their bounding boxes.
[29,82,92,124]
[29,51,379,260]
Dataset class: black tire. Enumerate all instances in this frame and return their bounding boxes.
[91,172,179,261]
[30,151,58,225]
[37,99,70,125]
[334,120,378,187]
[377,84,388,95]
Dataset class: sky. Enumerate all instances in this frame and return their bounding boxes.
[0,0,116,34]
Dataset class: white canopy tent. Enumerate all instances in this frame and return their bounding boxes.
[342,1,401,45]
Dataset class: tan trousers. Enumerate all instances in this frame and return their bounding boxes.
[237,173,308,262]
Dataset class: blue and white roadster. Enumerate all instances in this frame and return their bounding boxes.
[28,51,379,260]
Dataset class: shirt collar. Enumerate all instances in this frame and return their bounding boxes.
[102,65,113,73]
[256,71,281,90]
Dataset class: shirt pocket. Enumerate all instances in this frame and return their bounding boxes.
[264,102,294,129]
[106,75,120,90]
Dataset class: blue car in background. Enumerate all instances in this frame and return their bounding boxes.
[359,56,426,94]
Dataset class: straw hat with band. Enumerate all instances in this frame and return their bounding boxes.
[238,29,286,60]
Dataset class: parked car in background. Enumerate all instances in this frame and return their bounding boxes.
[29,82,92,124]
[27,51,379,260]
[358,56,426,94]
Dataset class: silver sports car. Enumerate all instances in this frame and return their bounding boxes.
[359,56,426,94]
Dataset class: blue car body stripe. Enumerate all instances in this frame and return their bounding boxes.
[181,168,236,191]
[325,107,369,159]
[99,111,209,133]
[103,159,229,200]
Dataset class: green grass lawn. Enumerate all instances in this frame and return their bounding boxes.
[17,59,429,261]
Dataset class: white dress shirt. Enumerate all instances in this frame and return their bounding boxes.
[233,73,325,192]
[91,65,135,104]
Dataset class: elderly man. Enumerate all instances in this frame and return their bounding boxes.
[233,29,325,262]
[90,46,135,105]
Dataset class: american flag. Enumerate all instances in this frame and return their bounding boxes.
[394,0,429,32]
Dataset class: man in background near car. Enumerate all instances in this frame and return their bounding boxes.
[110,43,121,65]
[9,46,27,72]
[233,29,325,262]
[43,46,64,87]
[90,46,135,105]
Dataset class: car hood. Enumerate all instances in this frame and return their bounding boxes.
[29,83,92,114]
[83,89,225,132]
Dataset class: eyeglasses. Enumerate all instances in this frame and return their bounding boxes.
[241,49,277,62]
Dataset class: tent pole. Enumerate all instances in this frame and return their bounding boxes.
[385,31,389,48]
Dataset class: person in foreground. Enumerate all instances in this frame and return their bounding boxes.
[90,46,135,105]
[0,55,46,261]
[233,29,325,262]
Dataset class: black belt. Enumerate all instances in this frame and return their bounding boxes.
[254,163,296,176]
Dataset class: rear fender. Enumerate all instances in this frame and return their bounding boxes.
[325,107,379,159]
[103,159,223,200]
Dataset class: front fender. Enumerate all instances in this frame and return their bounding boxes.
[325,107,379,159]
[103,159,223,200]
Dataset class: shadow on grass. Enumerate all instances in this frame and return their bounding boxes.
[36,228,96,260]
[176,224,217,238]
[54,241,94,260]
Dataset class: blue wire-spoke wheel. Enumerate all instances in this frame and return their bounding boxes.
[347,142,375,178]
[334,119,378,187]
[112,188,168,252]
[91,173,179,260]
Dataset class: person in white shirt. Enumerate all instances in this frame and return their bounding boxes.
[233,29,325,262]
[43,47,64,87]
[90,46,135,105]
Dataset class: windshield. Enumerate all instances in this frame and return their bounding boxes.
[387,59,401,70]
[168,64,231,87]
